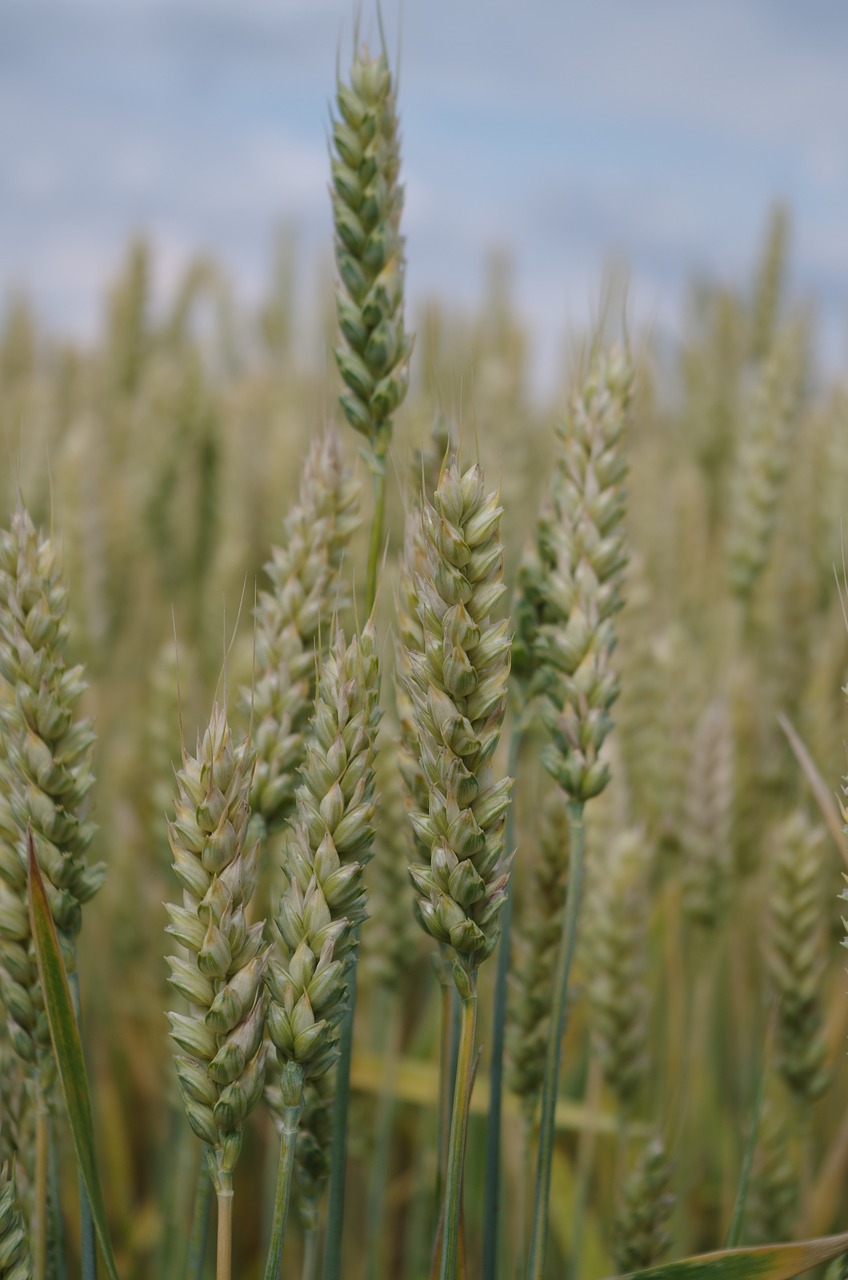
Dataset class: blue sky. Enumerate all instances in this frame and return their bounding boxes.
[2,0,847,383]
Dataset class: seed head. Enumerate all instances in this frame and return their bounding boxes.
[769,811,830,1104]
[246,433,360,834]
[521,347,632,802]
[611,1136,674,1274]
[331,45,412,461]
[0,1161,32,1280]
[400,461,513,971]
[165,706,268,1186]
[0,507,103,1071]
[507,788,569,1114]
[681,701,734,929]
[266,625,381,1079]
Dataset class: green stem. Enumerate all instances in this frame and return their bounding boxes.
[186,1149,212,1280]
[526,800,585,1280]
[323,953,359,1280]
[483,726,523,1280]
[365,448,388,613]
[567,1055,602,1280]
[439,969,478,1280]
[215,1172,233,1280]
[436,967,454,1212]
[33,1086,49,1280]
[301,1222,319,1280]
[264,1066,305,1280]
[365,990,403,1280]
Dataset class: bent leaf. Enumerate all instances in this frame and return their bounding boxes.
[28,832,121,1280]
[777,712,847,866]
[613,1232,848,1280]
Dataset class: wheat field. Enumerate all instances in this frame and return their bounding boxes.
[0,30,847,1280]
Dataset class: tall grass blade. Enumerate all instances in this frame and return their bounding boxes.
[613,1232,848,1280]
[27,832,121,1280]
[777,713,847,864]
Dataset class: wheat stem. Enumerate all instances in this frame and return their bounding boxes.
[264,1064,305,1280]
[215,1174,233,1280]
[439,969,478,1280]
[186,1147,212,1280]
[365,989,404,1280]
[483,723,523,1280]
[301,1226,319,1280]
[436,966,454,1212]
[527,801,585,1280]
[366,453,387,613]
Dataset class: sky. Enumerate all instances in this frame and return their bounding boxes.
[2,0,848,385]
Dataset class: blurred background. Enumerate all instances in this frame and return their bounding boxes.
[3,0,848,386]
[3,3,848,1277]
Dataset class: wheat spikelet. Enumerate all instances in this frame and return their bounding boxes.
[246,433,360,835]
[747,1099,797,1243]
[0,507,103,1071]
[0,1020,30,1178]
[681,701,734,929]
[529,347,633,801]
[506,788,569,1114]
[768,812,830,1103]
[749,204,790,364]
[727,325,805,601]
[400,461,512,968]
[331,44,411,459]
[585,829,651,1113]
[0,1163,31,1280]
[363,736,419,992]
[394,508,431,832]
[165,706,269,1189]
[265,624,381,1080]
[611,1136,674,1273]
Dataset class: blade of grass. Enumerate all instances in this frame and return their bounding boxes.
[27,831,121,1280]
[777,713,847,865]
[186,1150,212,1280]
[613,1231,848,1280]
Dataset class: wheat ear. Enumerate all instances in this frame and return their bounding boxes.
[246,432,360,835]
[263,624,380,1276]
[165,703,268,1241]
[0,1162,32,1280]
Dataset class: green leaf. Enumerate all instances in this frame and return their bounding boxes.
[613,1233,848,1280]
[27,831,121,1280]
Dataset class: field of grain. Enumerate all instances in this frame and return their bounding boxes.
[1,31,847,1280]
